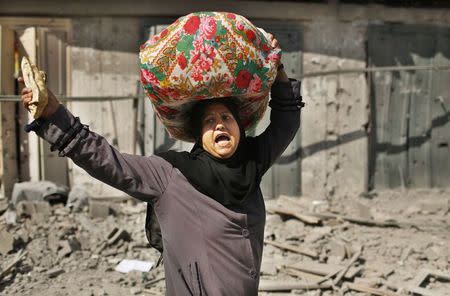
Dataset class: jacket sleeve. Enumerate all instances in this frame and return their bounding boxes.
[28,105,173,202]
[254,78,303,177]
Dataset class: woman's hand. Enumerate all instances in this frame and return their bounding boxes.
[267,33,289,83]
[18,77,60,119]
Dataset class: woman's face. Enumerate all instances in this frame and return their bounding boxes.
[201,103,241,159]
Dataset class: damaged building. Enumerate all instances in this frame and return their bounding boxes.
[0,1,449,295]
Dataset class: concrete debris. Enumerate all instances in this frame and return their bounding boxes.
[89,201,111,219]
[66,185,90,212]
[0,229,15,255]
[0,200,8,215]
[16,201,51,223]
[11,181,69,205]
[58,237,81,257]
[0,188,448,295]
[2,208,17,225]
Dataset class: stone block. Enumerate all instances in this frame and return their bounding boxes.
[89,201,110,219]
[0,229,15,255]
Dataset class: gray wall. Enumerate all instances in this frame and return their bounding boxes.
[2,2,449,198]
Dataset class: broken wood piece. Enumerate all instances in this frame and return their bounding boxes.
[413,269,450,287]
[345,282,398,296]
[0,249,28,281]
[284,267,326,282]
[332,245,363,286]
[264,240,318,258]
[258,279,331,292]
[287,261,361,280]
[144,275,166,288]
[405,285,447,296]
[266,205,321,225]
[307,212,399,228]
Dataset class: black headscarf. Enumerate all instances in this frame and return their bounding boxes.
[157,99,260,207]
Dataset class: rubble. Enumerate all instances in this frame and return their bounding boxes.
[89,201,111,219]
[0,229,15,255]
[11,181,69,205]
[66,185,90,212]
[0,188,448,295]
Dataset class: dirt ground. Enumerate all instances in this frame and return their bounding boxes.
[1,188,449,296]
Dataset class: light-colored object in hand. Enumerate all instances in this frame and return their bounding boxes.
[21,56,48,118]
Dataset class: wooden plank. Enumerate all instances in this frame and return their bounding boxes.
[264,240,318,258]
[258,279,331,292]
[18,27,40,182]
[0,25,18,199]
[405,29,434,188]
[368,26,394,189]
[266,205,320,225]
[430,29,450,187]
[37,27,69,186]
[253,21,302,198]
[345,283,398,296]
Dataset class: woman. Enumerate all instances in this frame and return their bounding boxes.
[20,37,303,296]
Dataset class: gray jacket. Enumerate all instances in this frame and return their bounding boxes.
[32,79,301,295]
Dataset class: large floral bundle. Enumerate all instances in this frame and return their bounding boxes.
[139,11,281,142]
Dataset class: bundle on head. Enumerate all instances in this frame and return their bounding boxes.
[139,11,281,142]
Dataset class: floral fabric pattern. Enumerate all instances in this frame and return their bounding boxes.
[139,11,281,142]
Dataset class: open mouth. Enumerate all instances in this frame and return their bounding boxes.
[215,133,230,143]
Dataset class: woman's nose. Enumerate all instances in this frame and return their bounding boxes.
[216,122,225,130]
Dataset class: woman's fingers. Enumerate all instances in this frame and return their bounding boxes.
[21,87,31,95]
[17,76,24,84]
[21,87,33,110]
[266,32,279,48]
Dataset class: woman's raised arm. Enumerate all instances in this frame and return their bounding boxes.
[254,69,303,176]
[21,87,173,202]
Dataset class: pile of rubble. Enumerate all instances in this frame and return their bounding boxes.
[260,193,450,296]
[0,181,449,295]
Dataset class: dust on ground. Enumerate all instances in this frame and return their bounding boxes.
[1,188,449,296]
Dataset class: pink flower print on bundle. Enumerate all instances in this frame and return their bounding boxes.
[268,52,281,63]
[190,67,203,82]
[199,16,217,40]
[141,69,159,85]
[198,54,213,72]
[190,38,216,65]
[184,15,201,35]
[177,54,187,70]
[248,74,262,94]
[236,21,245,31]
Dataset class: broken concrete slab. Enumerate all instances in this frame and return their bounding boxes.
[0,229,15,255]
[66,185,90,212]
[89,201,111,219]
[303,226,332,243]
[16,201,51,219]
[417,199,449,215]
[58,237,81,257]
[11,181,69,205]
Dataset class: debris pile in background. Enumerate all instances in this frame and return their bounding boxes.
[0,182,449,296]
